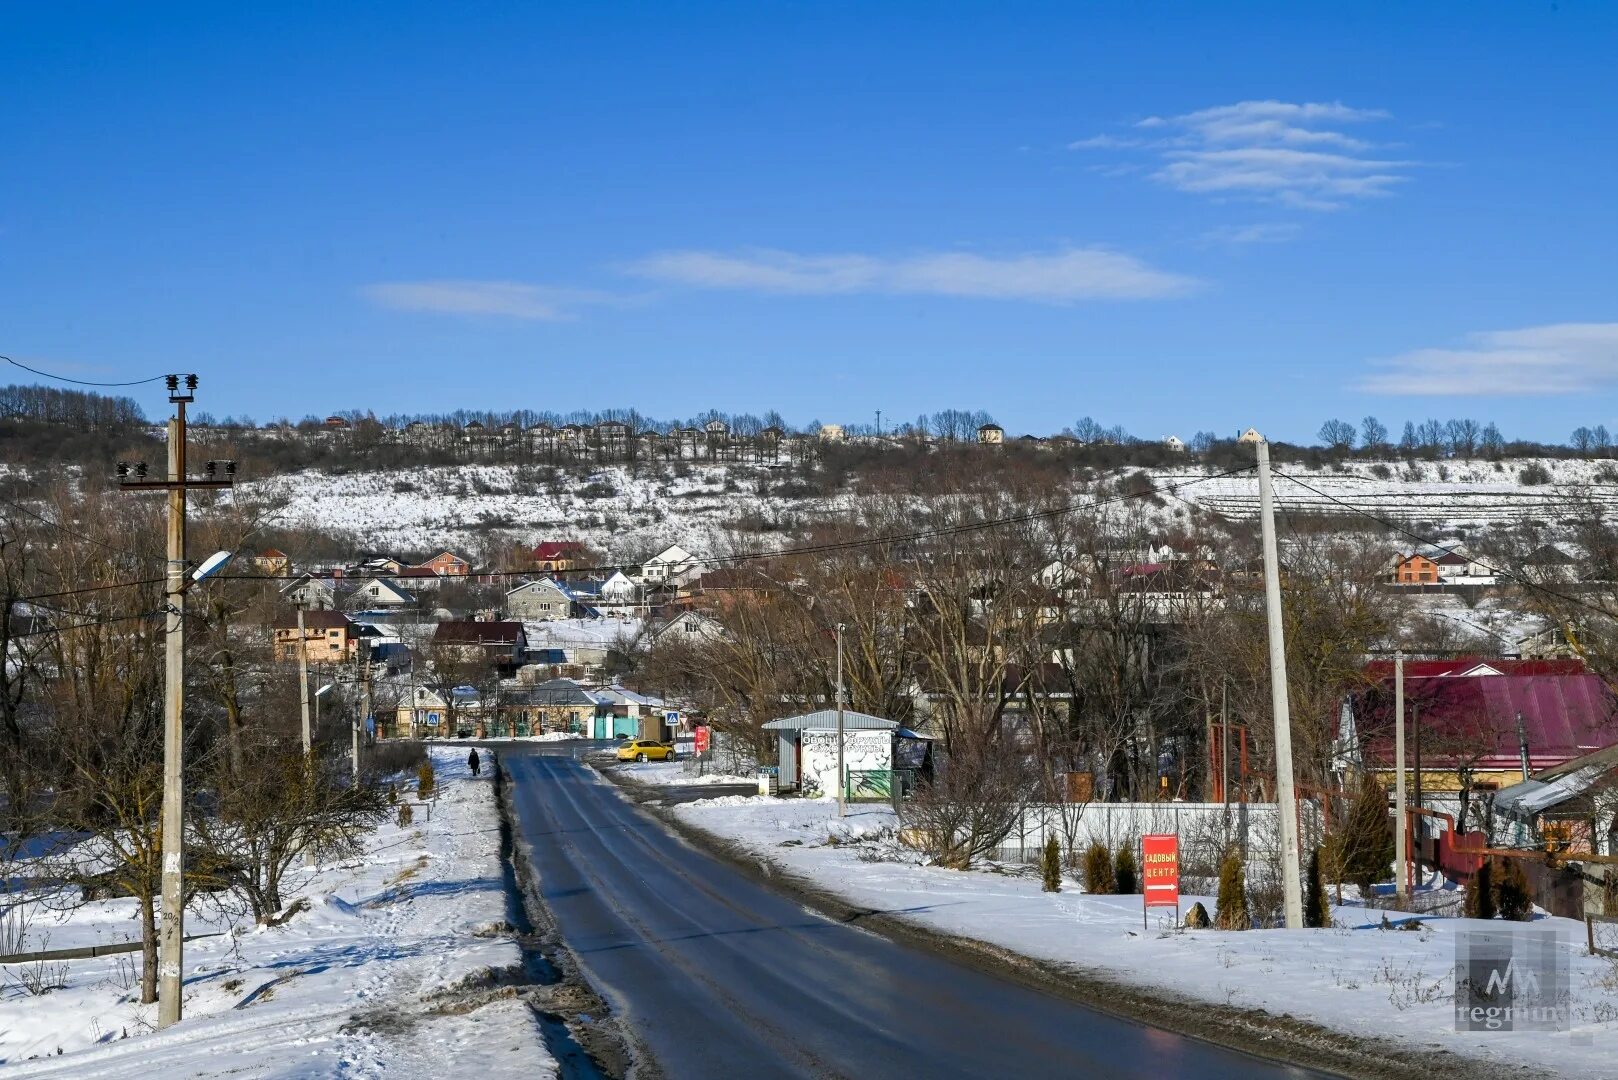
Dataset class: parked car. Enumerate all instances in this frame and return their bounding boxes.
[617,739,676,763]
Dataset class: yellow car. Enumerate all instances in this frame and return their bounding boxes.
[617,739,677,763]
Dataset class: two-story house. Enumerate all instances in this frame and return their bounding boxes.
[273,608,358,665]
[417,550,472,577]
[345,576,418,611]
[639,544,699,587]
[432,620,527,671]
[505,578,579,621]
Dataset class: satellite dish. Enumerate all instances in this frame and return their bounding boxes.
[192,550,234,583]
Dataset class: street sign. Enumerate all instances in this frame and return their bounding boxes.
[694,726,711,754]
[1142,834,1180,927]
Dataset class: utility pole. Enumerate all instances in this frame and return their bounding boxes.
[115,375,234,1029]
[296,604,312,752]
[1395,651,1408,904]
[1255,437,1304,929]
[357,639,371,783]
[836,622,846,818]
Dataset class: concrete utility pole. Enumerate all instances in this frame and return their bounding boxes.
[115,375,234,1028]
[1255,438,1304,929]
[1395,651,1408,904]
[836,622,846,818]
[296,604,312,752]
[357,639,371,783]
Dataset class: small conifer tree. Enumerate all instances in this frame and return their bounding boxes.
[1465,859,1497,919]
[1084,842,1115,894]
[1114,844,1138,895]
[417,760,436,801]
[1495,859,1534,921]
[1041,836,1062,893]
[1215,849,1249,930]
[1305,847,1330,928]
[396,801,414,828]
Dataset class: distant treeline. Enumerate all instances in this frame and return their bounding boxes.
[0,384,147,427]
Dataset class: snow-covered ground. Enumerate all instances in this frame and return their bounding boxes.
[0,749,555,1078]
[611,759,755,786]
[669,795,1618,1079]
[231,456,1618,559]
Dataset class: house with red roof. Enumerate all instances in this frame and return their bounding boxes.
[531,541,587,573]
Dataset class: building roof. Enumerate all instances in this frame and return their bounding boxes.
[275,608,352,631]
[534,541,586,560]
[1361,658,1587,679]
[763,710,896,731]
[433,620,524,645]
[1352,672,1618,772]
[395,566,441,578]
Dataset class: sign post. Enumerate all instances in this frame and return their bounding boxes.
[1142,834,1180,929]
[694,725,710,775]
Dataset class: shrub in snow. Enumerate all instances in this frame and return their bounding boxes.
[1083,842,1115,894]
[1114,845,1138,895]
[1519,462,1552,485]
[396,802,414,828]
[1215,849,1249,930]
[1041,836,1062,893]
[1495,859,1534,921]
[1465,860,1497,919]
[1306,847,1330,928]
[417,760,436,801]
[1183,901,1211,929]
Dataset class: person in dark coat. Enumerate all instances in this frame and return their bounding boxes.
[468,748,481,777]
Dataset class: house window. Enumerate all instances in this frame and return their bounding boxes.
[684,621,697,633]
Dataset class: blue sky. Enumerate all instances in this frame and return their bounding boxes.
[3,2,1615,441]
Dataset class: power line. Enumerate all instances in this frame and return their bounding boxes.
[11,577,166,604]
[11,609,161,638]
[3,355,169,389]
[1272,469,1618,626]
[219,466,1257,587]
[0,493,164,564]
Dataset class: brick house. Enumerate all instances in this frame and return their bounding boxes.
[273,608,358,665]
[1392,553,1440,585]
[418,550,472,577]
[532,541,587,574]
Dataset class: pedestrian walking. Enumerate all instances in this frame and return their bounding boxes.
[468,748,481,777]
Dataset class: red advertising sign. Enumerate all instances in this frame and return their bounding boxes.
[1141,833,1180,927]
[693,726,710,754]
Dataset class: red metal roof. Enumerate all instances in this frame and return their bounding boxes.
[533,542,585,560]
[1353,673,1618,772]
[1362,658,1588,679]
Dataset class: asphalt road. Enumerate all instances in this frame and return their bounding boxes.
[503,748,1334,1080]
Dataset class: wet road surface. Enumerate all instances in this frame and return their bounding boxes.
[503,748,1336,1080]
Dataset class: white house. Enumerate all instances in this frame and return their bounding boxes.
[639,544,699,586]
[595,570,642,614]
[649,609,727,646]
[1237,427,1264,445]
[1162,435,1186,453]
[345,576,418,610]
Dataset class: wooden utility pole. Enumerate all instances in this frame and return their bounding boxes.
[115,375,233,1028]
[1395,651,1408,904]
[836,622,846,818]
[1255,437,1304,929]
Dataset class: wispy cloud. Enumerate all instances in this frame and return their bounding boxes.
[1200,222,1302,246]
[362,280,611,320]
[624,247,1198,302]
[1072,100,1413,210]
[1360,323,1618,395]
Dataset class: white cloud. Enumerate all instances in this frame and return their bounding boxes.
[1072,99,1411,210]
[362,280,610,320]
[1200,222,1302,245]
[1360,323,1618,395]
[624,247,1198,302]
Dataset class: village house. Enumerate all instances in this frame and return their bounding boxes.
[1494,742,1618,855]
[977,423,1004,445]
[650,609,728,646]
[273,608,358,665]
[432,619,528,670]
[1162,435,1186,453]
[252,548,291,576]
[417,550,472,577]
[281,573,353,611]
[1236,427,1263,444]
[531,541,587,573]
[639,543,699,587]
[1391,552,1440,585]
[344,576,418,612]
[506,578,581,621]
[394,565,445,590]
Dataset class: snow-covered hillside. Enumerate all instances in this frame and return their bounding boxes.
[234,456,1617,557]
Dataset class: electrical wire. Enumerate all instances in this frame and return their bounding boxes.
[1272,468,1618,625]
[217,466,1258,586]
[0,494,165,565]
[9,609,161,638]
[3,355,169,389]
[11,577,166,604]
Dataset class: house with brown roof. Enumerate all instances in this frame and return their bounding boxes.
[418,550,472,577]
[432,619,528,669]
[253,549,291,576]
[1392,552,1440,585]
[273,608,358,665]
[532,541,587,573]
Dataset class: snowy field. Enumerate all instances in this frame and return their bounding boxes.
[0,749,555,1078]
[222,456,1618,560]
[670,794,1618,1079]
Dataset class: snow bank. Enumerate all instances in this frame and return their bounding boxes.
[0,748,555,1078]
[673,796,1618,1079]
